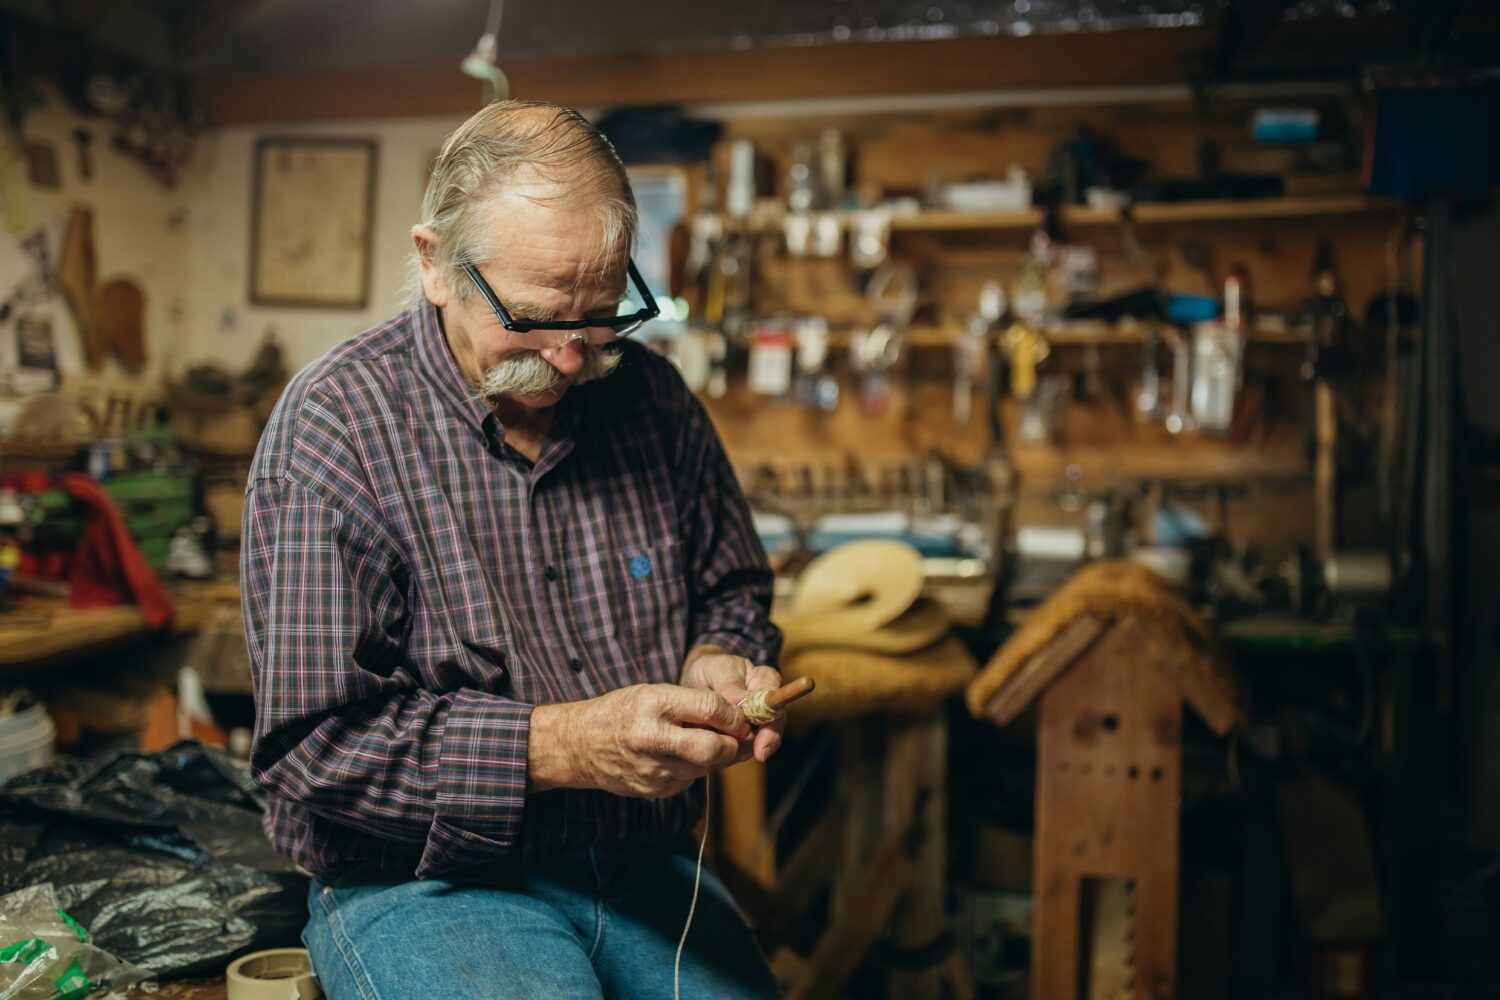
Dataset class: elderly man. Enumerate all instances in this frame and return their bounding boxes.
[242,100,783,998]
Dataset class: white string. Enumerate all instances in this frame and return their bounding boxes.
[676,690,778,998]
[738,687,780,725]
[675,777,709,1000]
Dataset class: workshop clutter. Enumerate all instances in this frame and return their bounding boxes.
[0,883,152,1000]
[778,540,951,653]
[0,5,1485,995]
[0,743,310,979]
[773,541,977,724]
[659,109,1418,644]
[1,472,177,622]
[0,692,53,785]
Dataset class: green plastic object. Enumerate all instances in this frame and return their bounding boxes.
[0,884,149,999]
[22,474,195,574]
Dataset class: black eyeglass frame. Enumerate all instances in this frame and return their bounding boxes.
[460,260,660,335]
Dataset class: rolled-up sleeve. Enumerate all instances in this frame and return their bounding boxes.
[669,389,783,668]
[241,476,532,877]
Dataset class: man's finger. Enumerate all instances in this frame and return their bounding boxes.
[753,717,785,763]
[745,665,783,694]
[662,688,751,740]
[717,677,751,707]
[653,756,715,782]
[663,726,742,768]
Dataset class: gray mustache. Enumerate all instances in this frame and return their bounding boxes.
[480,343,622,401]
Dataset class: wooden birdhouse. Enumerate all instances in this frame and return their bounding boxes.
[966,562,1244,1000]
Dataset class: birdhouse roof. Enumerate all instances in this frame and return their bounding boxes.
[966,561,1245,734]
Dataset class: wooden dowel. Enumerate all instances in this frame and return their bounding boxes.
[767,676,815,711]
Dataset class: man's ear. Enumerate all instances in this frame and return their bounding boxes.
[411,225,449,307]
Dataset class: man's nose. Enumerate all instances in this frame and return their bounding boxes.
[540,337,586,375]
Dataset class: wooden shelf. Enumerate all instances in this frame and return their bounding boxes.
[889,208,1038,231]
[0,581,235,674]
[731,195,1401,236]
[825,318,1307,350]
[896,195,1400,231]
[1126,195,1401,225]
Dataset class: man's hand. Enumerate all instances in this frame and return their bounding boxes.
[681,645,785,764]
[528,684,749,797]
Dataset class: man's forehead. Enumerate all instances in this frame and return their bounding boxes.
[497,256,627,302]
[482,191,629,297]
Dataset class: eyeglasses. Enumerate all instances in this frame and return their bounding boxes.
[461,259,660,347]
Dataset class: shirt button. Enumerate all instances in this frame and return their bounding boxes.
[569,657,584,672]
[545,565,559,582]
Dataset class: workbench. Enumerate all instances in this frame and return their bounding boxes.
[715,636,978,1000]
[0,581,239,676]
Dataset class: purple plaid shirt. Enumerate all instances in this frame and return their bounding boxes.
[241,306,779,879]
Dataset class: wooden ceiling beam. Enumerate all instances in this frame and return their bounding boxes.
[175,0,281,59]
[192,26,1216,125]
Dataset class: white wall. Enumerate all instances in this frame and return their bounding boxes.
[1,94,472,401]
[182,114,466,373]
[0,88,192,383]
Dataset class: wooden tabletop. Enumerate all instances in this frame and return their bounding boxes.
[0,580,239,675]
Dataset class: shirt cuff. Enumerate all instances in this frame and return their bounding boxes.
[417,690,533,878]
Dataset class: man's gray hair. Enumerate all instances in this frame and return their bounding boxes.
[407,100,637,313]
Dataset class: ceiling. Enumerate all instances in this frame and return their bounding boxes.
[0,0,1493,81]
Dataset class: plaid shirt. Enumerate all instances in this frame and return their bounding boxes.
[241,306,779,879]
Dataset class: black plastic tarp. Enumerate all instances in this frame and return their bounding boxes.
[0,741,308,978]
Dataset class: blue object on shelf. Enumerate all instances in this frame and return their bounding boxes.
[805,530,965,558]
[1252,108,1319,145]
[1155,503,1212,545]
[1167,294,1219,325]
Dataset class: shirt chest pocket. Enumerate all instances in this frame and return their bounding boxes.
[587,540,689,665]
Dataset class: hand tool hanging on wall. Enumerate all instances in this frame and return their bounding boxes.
[1001,324,1050,402]
[857,261,918,417]
[1302,240,1355,384]
[683,210,721,310]
[787,141,817,214]
[1137,322,1162,419]
[1189,270,1247,435]
[1303,241,1353,561]
[818,128,849,209]
[955,281,1003,425]
[794,317,838,412]
[852,323,902,417]
[681,190,733,400]
[56,206,103,370]
[1004,230,1054,401]
[1164,325,1193,435]
[726,138,757,221]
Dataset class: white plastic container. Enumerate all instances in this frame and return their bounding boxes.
[0,701,56,784]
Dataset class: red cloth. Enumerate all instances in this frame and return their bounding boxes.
[60,473,174,628]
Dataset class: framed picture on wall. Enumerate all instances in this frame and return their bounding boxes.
[250,137,377,309]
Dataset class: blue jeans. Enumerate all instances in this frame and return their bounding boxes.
[301,839,781,999]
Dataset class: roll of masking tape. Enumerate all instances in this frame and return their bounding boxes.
[226,948,323,1000]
